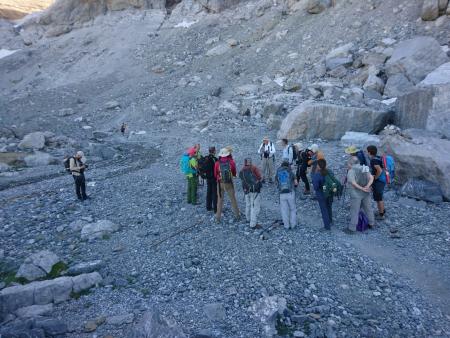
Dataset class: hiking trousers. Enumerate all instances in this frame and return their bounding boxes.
[280,192,296,229]
[245,192,261,228]
[73,174,87,200]
[316,192,333,229]
[187,175,198,204]
[206,178,218,212]
[349,191,375,231]
[216,182,240,221]
[261,157,274,182]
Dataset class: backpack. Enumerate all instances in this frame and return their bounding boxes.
[356,150,370,166]
[323,172,343,199]
[219,160,233,183]
[277,168,293,194]
[197,156,210,179]
[357,209,369,232]
[290,145,298,162]
[180,154,194,175]
[63,157,73,174]
[240,168,261,193]
[373,155,387,183]
[382,155,395,185]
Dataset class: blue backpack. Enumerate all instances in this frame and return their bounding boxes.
[382,155,395,185]
[277,168,292,193]
[180,154,194,175]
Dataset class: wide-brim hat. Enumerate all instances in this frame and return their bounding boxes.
[345,145,360,154]
[218,148,231,157]
[263,136,269,141]
[310,144,319,153]
[225,145,233,153]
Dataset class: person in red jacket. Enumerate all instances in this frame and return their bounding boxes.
[214,147,240,223]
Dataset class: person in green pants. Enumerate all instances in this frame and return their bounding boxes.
[186,147,199,204]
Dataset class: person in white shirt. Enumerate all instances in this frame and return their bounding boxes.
[281,138,294,166]
[257,136,276,183]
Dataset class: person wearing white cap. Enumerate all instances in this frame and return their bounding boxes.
[214,147,240,222]
[308,143,325,174]
[69,151,89,201]
[257,136,276,183]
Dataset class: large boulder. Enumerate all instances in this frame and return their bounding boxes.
[421,0,440,20]
[385,37,449,85]
[400,178,443,203]
[325,43,354,70]
[249,296,287,337]
[24,152,56,167]
[278,102,392,140]
[18,132,46,150]
[395,63,450,138]
[384,74,415,98]
[340,132,380,148]
[127,309,187,338]
[381,135,450,200]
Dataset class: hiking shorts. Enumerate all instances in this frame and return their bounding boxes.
[372,180,385,202]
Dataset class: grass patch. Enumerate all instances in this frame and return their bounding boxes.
[70,289,91,300]
[47,261,68,279]
[276,314,294,336]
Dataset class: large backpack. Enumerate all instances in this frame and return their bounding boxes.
[277,168,292,194]
[240,168,261,193]
[382,155,395,185]
[180,154,194,175]
[197,156,210,179]
[219,160,233,183]
[63,156,73,174]
[323,172,343,199]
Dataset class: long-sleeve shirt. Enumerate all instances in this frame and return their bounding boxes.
[282,145,294,165]
[258,142,276,158]
[214,157,237,182]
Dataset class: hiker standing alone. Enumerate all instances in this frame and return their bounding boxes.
[258,136,276,183]
[70,151,89,201]
[120,122,127,135]
[239,158,263,229]
[215,148,241,222]
[275,159,298,229]
[367,145,386,220]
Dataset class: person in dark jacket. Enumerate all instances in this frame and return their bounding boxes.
[295,143,311,194]
[69,151,89,201]
[312,159,333,230]
[204,146,218,212]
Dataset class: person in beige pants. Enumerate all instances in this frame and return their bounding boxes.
[258,136,276,183]
[345,157,376,233]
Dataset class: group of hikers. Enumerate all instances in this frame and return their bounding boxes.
[180,137,395,234]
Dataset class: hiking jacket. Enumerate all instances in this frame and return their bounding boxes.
[204,154,217,180]
[186,157,198,178]
[258,142,276,158]
[239,165,262,181]
[214,157,237,182]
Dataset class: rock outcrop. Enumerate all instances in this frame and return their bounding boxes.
[278,102,392,140]
[381,134,450,200]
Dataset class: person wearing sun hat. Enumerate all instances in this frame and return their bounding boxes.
[214,147,240,223]
[257,136,276,183]
[345,145,369,166]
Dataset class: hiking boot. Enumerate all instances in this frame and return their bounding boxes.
[375,214,385,221]
[368,224,375,229]
[343,228,355,235]
[253,224,263,229]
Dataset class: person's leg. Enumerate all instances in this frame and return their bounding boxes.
[252,193,261,227]
[373,181,385,218]
[191,176,198,204]
[216,183,224,221]
[362,193,375,226]
[280,194,290,229]
[212,180,218,213]
[268,158,274,182]
[348,194,361,231]
[288,192,297,229]
[206,179,212,210]
[317,193,331,229]
[245,193,251,222]
[74,176,82,200]
[80,175,87,199]
[327,196,333,225]
[300,166,310,192]
[187,177,192,203]
[226,183,240,219]
[262,158,268,181]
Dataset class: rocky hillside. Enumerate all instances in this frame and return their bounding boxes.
[1,0,450,337]
[0,0,52,20]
